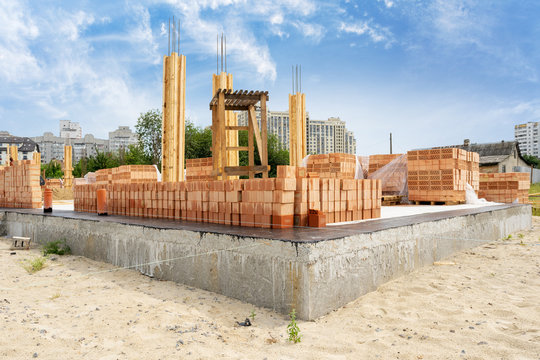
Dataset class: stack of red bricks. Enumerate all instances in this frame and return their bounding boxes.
[368,154,403,176]
[407,148,480,203]
[111,165,157,184]
[0,161,42,209]
[44,178,62,189]
[479,173,530,204]
[186,157,213,181]
[96,168,113,186]
[287,166,382,225]
[306,153,356,178]
[74,164,383,228]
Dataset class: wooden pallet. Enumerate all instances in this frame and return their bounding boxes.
[382,195,403,206]
[413,200,465,206]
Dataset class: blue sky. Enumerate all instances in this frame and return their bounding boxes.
[1,0,539,155]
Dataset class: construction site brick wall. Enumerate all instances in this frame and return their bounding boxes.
[479,172,530,204]
[407,148,480,203]
[74,165,382,228]
[96,165,157,186]
[186,157,213,181]
[368,154,403,176]
[306,153,356,179]
[0,161,42,209]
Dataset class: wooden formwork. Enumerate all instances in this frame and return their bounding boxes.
[161,52,186,182]
[63,145,73,188]
[288,92,306,166]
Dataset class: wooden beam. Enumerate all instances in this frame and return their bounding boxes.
[248,106,255,179]
[224,165,270,176]
[248,105,263,162]
[218,89,226,179]
[225,126,249,131]
[226,146,249,151]
[260,93,268,178]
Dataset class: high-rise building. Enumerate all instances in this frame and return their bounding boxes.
[108,126,138,153]
[307,117,357,155]
[0,131,39,165]
[237,107,292,150]
[237,109,357,155]
[59,120,82,139]
[514,121,539,157]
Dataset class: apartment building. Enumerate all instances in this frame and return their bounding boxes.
[514,121,539,157]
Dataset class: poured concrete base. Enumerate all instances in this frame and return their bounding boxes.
[0,204,531,320]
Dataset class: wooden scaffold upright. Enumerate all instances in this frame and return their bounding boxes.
[161,17,186,182]
[212,34,239,178]
[289,65,306,167]
[63,145,73,188]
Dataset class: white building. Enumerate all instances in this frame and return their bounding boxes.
[237,107,292,150]
[59,120,82,139]
[108,126,138,153]
[307,117,357,155]
[514,122,539,157]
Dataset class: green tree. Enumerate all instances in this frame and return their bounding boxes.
[43,160,64,178]
[185,119,213,159]
[135,109,162,165]
[125,144,151,165]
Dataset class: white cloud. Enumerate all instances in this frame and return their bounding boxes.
[339,20,395,48]
[378,0,393,8]
[293,21,325,42]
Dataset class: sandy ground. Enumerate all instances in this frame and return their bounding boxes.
[0,219,539,359]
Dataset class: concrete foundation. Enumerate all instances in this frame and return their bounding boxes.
[0,204,531,320]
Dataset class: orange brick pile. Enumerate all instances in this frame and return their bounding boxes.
[368,154,403,176]
[306,153,356,178]
[96,165,157,186]
[45,178,62,189]
[74,165,383,228]
[0,161,42,209]
[407,148,479,203]
[186,157,213,181]
[479,172,530,204]
[368,155,408,196]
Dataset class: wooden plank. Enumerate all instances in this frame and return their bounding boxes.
[218,89,226,179]
[260,93,268,178]
[226,126,249,131]
[248,107,254,179]
[248,105,263,162]
[226,146,249,151]
[224,165,270,176]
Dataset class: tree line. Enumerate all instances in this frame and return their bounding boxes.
[43,109,289,179]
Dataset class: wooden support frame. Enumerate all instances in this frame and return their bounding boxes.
[210,89,270,179]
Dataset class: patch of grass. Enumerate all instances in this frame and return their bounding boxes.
[22,256,47,274]
[529,182,540,194]
[250,309,256,322]
[503,234,512,241]
[42,239,71,256]
[518,233,524,239]
[287,308,302,343]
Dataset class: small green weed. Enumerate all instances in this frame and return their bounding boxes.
[518,233,524,239]
[42,239,71,256]
[287,308,302,343]
[503,234,512,241]
[250,309,256,322]
[22,257,47,274]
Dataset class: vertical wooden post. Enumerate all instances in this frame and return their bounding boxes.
[162,52,186,182]
[288,92,306,166]
[260,94,268,178]
[248,107,255,179]
[218,90,226,179]
[63,145,73,188]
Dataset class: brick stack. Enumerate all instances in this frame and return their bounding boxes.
[45,179,63,189]
[96,169,113,186]
[0,161,42,208]
[368,154,408,196]
[407,148,480,203]
[368,154,403,176]
[111,165,157,184]
[186,157,213,181]
[479,172,530,204]
[306,153,356,178]
[73,164,383,228]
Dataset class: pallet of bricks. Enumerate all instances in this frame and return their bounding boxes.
[0,161,42,209]
[368,154,407,197]
[186,157,213,181]
[368,154,403,176]
[407,148,479,204]
[478,173,530,204]
[306,153,356,178]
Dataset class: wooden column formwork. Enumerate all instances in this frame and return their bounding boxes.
[63,145,73,188]
[9,145,18,164]
[161,52,186,182]
[33,151,41,166]
[212,72,239,178]
[288,92,306,166]
[210,89,270,179]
